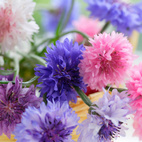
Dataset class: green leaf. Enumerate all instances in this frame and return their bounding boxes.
[55,10,66,36]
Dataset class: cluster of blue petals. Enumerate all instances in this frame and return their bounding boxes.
[14,101,79,142]
[85,0,142,35]
[35,38,86,103]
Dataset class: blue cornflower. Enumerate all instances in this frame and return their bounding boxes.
[35,38,86,103]
[77,89,132,142]
[41,0,80,32]
[85,0,142,35]
[14,101,79,142]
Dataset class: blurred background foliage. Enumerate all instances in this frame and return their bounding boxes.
[33,0,142,50]
[13,0,142,80]
[1,0,142,83]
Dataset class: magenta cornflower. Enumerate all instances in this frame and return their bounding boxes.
[79,31,134,90]
[133,110,142,141]
[126,63,142,111]
[73,16,101,43]
[126,63,142,140]
[0,77,42,138]
[126,62,142,100]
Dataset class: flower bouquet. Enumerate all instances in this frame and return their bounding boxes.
[0,0,142,142]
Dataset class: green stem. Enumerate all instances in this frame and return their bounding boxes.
[105,86,127,92]
[60,0,75,32]
[17,51,45,66]
[0,70,15,76]
[14,58,20,80]
[74,86,92,107]
[30,54,45,66]
[58,30,89,40]
[55,10,66,36]
[33,30,89,50]
[100,22,110,33]
[43,93,47,105]
[0,76,39,86]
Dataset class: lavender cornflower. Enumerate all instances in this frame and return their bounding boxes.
[0,76,42,138]
[77,89,132,142]
[35,38,86,103]
[85,0,142,35]
[41,0,80,33]
[14,101,79,142]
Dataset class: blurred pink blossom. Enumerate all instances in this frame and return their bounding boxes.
[79,31,135,90]
[126,63,142,100]
[73,16,101,43]
[133,110,142,141]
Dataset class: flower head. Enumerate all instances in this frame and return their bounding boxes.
[41,0,80,32]
[0,0,39,53]
[77,89,131,142]
[126,62,142,101]
[73,16,101,43]
[126,63,142,140]
[35,38,86,103]
[79,32,134,90]
[133,110,142,141]
[126,63,142,112]
[85,0,142,35]
[14,101,79,142]
[0,76,42,138]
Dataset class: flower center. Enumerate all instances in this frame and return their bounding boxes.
[40,117,70,141]
[98,120,120,140]
[0,6,12,42]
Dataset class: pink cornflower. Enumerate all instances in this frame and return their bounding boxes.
[126,63,142,100]
[79,31,134,90]
[73,16,101,43]
[126,63,142,140]
[133,110,142,141]
[0,0,39,53]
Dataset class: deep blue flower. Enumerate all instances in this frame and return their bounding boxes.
[41,0,80,32]
[14,101,79,142]
[77,89,132,142]
[35,38,86,103]
[85,0,142,35]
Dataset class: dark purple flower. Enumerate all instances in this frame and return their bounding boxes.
[14,101,79,142]
[85,0,142,35]
[35,38,86,103]
[0,77,42,138]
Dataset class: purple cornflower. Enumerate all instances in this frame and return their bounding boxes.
[0,76,42,138]
[77,89,132,142]
[35,38,86,103]
[85,0,142,35]
[14,101,79,142]
[41,0,80,33]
